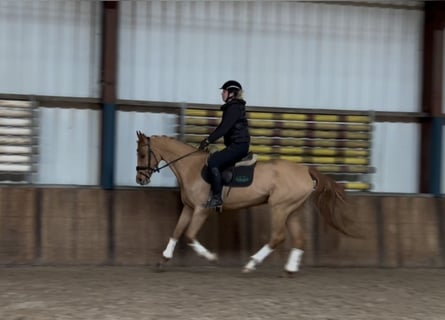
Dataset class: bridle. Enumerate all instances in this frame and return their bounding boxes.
[136,139,160,180]
[136,137,200,180]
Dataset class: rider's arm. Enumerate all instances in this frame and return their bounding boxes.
[207,106,241,143]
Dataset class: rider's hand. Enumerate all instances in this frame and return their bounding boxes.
[198,138,210,151]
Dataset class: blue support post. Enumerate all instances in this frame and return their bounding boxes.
[430,117,444,196]
[101,103,116,189]
[100,1,118,190]
[420,3,445,194]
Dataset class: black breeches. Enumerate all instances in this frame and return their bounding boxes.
[207,143,249,172]
[206,143,249,195]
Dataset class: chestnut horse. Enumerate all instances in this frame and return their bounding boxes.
[136,132,354,274]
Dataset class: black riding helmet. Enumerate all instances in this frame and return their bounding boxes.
[220,80,242,91]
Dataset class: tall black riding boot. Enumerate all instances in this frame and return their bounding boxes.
[207,167,223,208]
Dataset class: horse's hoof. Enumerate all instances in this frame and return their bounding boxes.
[280,270,297,278]
[154,262,165,272]
[242,266,255,274]
[242,259,256,273]
[154,257,170,272]
[208,253,218,264]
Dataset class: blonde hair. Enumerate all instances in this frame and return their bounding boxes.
[231,89,244,100]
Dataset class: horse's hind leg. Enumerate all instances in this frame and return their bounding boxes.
[243,204,289,273]
[157,205,193,269]
[283,209,305,274]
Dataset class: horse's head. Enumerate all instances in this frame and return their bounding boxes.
[136,131,161,185]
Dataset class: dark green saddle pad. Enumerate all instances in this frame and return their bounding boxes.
[201,153,256,187]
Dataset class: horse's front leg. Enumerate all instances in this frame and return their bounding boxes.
[157,205,193,270]
[185,208,218,263]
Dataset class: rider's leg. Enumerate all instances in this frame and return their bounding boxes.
[206,151,227,208]
[207,167,223,207]
[206,144,248,208]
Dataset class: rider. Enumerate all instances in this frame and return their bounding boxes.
[198,80,251,208]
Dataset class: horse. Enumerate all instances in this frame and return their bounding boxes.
[135,132,355,275]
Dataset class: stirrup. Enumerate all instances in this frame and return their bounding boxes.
[205,195,223,209]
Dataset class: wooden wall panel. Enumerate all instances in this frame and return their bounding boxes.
[41,189,76,263]
[378,196,399,267]
[382,196,442,267]
[0,188,36,264]
[113,189,182,265]
[0,187,443,268]
[75,189,109,263]
[215,210,244,266]
[316,196,379,266]
[439,197,445,265]
[41,189,108,264]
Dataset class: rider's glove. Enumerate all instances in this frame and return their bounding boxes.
[198,138,210,151]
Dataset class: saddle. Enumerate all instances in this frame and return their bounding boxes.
[201,153,257,187]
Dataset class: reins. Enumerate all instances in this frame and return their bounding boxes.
[154,149,201,172]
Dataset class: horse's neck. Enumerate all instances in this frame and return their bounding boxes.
[153,137,194,162]
[153,137,204,182]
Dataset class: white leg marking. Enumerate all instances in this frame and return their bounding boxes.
[243,259,257,272]
[162,238,177,259]
[243,244,274,272]
[284,248,304,272]
[188,240,217,261]
[252,244,274,263]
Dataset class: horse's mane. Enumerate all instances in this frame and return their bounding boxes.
[151,135,197,152]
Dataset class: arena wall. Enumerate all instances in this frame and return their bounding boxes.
[0,187,443,268]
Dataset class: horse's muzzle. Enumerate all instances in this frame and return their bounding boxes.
[136,173,150,185]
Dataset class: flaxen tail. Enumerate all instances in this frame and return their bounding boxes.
[308,167,358,237]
